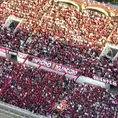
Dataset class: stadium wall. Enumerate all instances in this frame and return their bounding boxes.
[0,101,47,118]
[56,0,118,16]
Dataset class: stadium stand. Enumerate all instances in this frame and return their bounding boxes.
[0,56,118,118]
[0,0,117,117]
[0,25,118,83]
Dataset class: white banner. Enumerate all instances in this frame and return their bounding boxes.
[0,46,8,53]
[18,52,28,59]
[93,76,118,86]
[27,56,81,78]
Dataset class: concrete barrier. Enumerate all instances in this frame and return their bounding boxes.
[0,101,47,118]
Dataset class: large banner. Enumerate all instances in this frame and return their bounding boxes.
[27,56,81,78]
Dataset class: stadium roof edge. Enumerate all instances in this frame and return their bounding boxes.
[56,0,118,16]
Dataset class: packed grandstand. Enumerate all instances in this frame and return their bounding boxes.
[0,0,118,118]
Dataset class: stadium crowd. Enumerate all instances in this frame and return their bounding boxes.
[0,24,118,82]
[0,0,117,46]
[0,56,118,118]
[39,4,117,47]
[0,1,117,82]
[0,0,117,117]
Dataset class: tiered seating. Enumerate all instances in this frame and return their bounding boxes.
[0,24,118,81]
[78,10,116,47]
[0,26,26,50]
[0,0,117,48]
[22,34,118,81]
[0,0,53,32]
[0,57,12,91]
[0,57,21,95]
[38,2,117,48]
[61,84,118,118]
[40,2,80,42]
[0,57,117,117]
[0,0,117,118]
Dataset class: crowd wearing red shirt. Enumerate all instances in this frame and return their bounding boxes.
[0,0,117,117]
[0,25,118,82]
[0,56,118,118]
